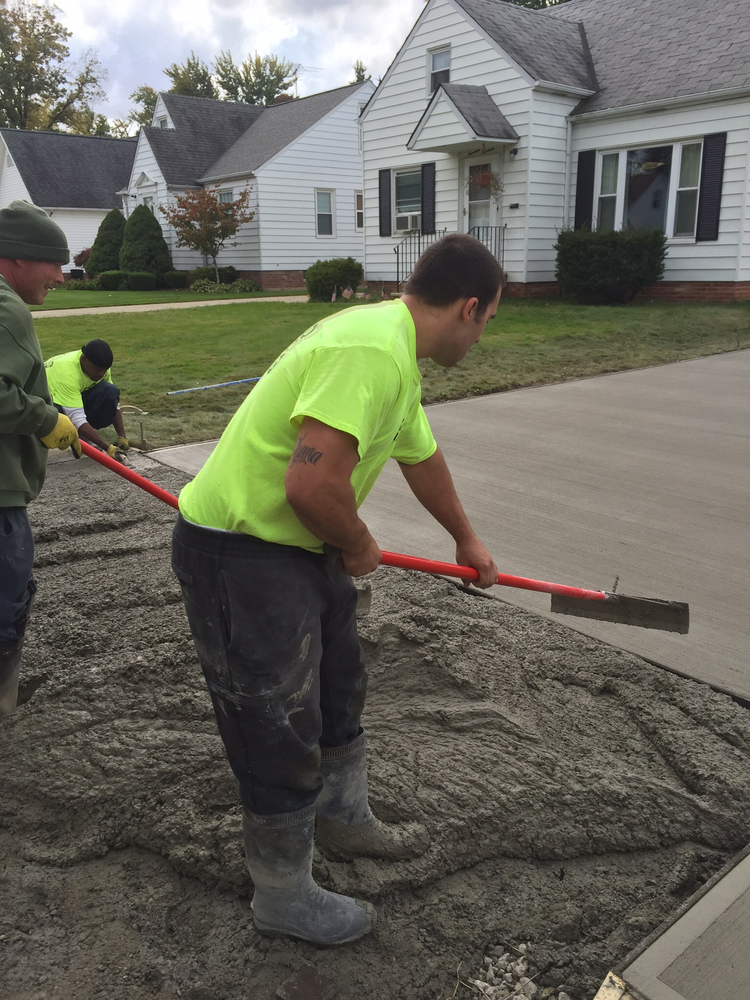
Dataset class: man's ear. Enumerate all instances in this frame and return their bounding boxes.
[461,296,479,322]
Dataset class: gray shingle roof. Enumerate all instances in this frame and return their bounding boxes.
[201,83,368,180]
[144,95,263,186]
[0,130,136,209]
[442,84,520,140]
[453,0,596,92]
[548,0,750,114]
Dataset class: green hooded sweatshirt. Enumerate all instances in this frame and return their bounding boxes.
[0,275,59,507]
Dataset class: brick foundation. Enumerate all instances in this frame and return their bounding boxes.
[504,281,560,299]
[636,281,750,303]
[241,270,306,291]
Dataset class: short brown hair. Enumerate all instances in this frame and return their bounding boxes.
[404,233,506,316]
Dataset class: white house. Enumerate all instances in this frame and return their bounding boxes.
[123,81,375,288]
[361,0,750,301]
[0,131,136,273]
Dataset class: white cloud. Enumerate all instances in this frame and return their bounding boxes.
[53,0,424,119]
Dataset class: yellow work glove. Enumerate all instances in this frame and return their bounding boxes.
[40,413,82,458]
[107,444,127,463]
[117,436,130,451]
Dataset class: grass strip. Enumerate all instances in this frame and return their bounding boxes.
[31,288,308,310]
[34,298,750,450]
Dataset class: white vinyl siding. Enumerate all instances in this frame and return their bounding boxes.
[0,139,33,206]
[362,0,532,282]
[46,209,112,273]
[571,96,750,283]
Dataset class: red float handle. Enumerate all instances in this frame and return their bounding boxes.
[78,441,608,603]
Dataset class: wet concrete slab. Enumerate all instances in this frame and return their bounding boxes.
[147,351,750,700]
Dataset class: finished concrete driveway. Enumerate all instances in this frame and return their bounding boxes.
[151,350,750,700]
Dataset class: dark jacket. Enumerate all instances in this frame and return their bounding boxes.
[0,275,59,507]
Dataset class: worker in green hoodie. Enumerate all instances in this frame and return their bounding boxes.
[0,200,82,716]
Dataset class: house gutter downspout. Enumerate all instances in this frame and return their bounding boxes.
[564,116,573,231]
[522,90,533,285]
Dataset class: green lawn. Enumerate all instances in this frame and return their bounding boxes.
[30,288,308,310]
[34,298,750,450]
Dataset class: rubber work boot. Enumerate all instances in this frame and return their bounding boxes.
[316,731,430,862]
[0,639,23,717]
[243,806,375,945]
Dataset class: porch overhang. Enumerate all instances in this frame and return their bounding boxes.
[407,84,519,154]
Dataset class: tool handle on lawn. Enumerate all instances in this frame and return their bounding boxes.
[79,441,180,511]
[79,442,606,603]
[378,550,608,602]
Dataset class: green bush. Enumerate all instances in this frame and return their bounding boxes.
[189,279,224,294]
[187,266,238,286]
[126,271,156,291]
[305,258,363,303]
[86,209,126,277]
[62,278,98,290]
[229,278,260,293]
[164,270,188,288]
[555,228,668,304]
[119,205,172,277]
[99,270,128,291]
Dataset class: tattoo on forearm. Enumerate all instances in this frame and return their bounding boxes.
[291,434,323,466]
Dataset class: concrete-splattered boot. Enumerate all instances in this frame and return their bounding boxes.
[0,639,23,717]
[316,731,430,861]
[243,807,375,945]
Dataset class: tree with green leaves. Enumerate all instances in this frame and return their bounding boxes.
[164,51,217,99]
[127,84,158,128]
[0,0,106,131]
[119,205,172,277]
[86,208,126,276]
[214,51,297,106]
[159,187,254,282]
[351,61,370,84]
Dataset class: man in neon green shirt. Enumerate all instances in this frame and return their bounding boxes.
[172,234,504,946]
[44,339,129,462]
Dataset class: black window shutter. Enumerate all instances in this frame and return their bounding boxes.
[696,132,727,242]
[421,161,436,234]
[378,169,392,237]
[574,150,596,230]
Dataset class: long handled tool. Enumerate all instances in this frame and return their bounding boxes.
[79,441,689,634]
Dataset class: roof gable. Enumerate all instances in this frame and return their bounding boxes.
[549,0,750,115]
[0,130,136,209]
[408,84,519,151]
[453,0,597,92]
[201,83,371,181]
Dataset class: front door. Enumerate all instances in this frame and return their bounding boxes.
[468,161,493,232]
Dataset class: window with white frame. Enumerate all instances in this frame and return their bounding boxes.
[355,191,364,231]
[157,117,168,129]
[219,190,234,204]
[429,47,450,93]
[316,189,335,236]
[394,169,421,232]
[142,195,154,212]
[594,141,703,238]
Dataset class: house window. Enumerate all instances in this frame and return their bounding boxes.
[429,47,450,93]
[674,143,702,237]
[355,191,364,231]
[394,169,421,232]
[142,195,154,212]
[219,190,234,204]
[597,152,619,231]
[156,117,168,129]
[594,141,704,238]
[316,189,335,236]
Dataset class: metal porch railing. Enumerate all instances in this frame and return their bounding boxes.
[394,229,448,287]
[469,225,506,268]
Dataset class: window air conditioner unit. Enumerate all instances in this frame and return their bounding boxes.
[395,213,421,232]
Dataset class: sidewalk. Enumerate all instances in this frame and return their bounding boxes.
[33,294,308,319]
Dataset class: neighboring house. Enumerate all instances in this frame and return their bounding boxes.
[123,81,375,288]
[361,0,750,300]
[0,131,136,273]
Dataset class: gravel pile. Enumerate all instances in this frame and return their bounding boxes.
[465,942,574,999]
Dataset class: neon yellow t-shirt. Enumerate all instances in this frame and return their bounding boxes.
[44,350,113,407]
[179,299,437,552]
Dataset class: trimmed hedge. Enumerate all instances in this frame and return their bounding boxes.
[126,271,156,291]
[188,266,238,286]
[86,209,125,277]
[119,204,172,277]
[555,228,668,304]
[305,258,363,302]
[61,278,99,290]
[164,270,188,288]
[99,270,128,291]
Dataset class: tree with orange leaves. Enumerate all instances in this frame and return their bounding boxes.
[159,187,254,282]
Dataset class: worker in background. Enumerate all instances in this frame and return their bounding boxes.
[45,340,129,463]
[172,233,505,946]
[0,200,81,716]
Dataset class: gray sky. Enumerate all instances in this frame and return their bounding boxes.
[55,0,425,121]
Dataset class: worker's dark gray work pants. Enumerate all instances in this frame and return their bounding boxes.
[0,507,35,642]
[171,515,367,815]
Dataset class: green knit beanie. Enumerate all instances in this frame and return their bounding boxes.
[0,199,69,264]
